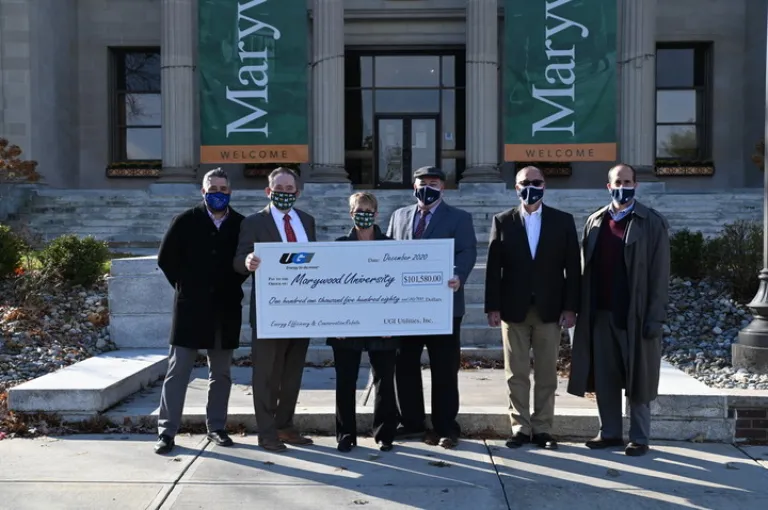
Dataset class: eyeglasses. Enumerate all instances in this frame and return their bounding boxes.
[518,179,544,187]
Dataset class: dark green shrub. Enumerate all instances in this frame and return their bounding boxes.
[670,228,706,279]
[705,220,762,302]
[38,234,110,287]
[0,224,23,278]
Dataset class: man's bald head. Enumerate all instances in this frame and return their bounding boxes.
[516,166,545,186]
[608,164,636,187]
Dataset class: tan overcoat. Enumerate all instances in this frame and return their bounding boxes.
[567,201,670,403]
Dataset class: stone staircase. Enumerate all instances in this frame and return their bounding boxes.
[15,187,763,252]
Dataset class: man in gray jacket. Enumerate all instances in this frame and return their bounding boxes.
[387,166,477,449]
[233,167,316,453]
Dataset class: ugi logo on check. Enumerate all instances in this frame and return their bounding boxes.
[279,252,315,264]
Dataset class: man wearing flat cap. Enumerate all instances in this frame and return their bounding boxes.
[387,165,477,449]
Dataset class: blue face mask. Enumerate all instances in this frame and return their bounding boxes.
[204,192,230,212]
[414,185,441,206]
[610,186,635,205]
[517,186,544,206]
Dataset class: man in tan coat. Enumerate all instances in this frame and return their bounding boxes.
[567,164,670,457]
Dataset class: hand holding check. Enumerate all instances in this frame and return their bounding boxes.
[245,253,261,271]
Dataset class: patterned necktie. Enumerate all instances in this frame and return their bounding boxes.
[283,214,297,242]
[413,210,430,239]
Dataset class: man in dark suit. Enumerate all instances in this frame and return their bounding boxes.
[387,165,477,449]
[154,168,248,455]
[485,165,580,450]
[234,167,316,453]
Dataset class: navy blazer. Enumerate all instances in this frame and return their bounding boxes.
[386,201,477,317]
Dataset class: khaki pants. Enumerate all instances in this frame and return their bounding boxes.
[502,307,561,435]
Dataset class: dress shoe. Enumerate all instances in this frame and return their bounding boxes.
[423,430,440,446]
[278,429,314,445]
[394,425,425,439]
[379,442,394,452]
[585,435,625,449]
[259,437,288,453]
[625,442,649,457]
[532,433,558,450]
[207,430,234,447]
[439,435,459,449]
[337,436,356,453]
[154,434,174,454]
[505,432,531,449]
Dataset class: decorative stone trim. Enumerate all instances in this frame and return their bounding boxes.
[244,163,301,178]
[654,160,715,177]
[106,161,161,178]
[514,161,572,177]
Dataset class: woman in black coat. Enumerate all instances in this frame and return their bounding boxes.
[327,191,400,452]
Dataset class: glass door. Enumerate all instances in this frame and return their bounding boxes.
[375,115,439,188]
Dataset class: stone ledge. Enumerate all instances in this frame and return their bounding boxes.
[7,350,167,413]
[94,406,728,442]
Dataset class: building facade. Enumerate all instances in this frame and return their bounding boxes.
[0,0,765,192]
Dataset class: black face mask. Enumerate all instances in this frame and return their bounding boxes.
[414,185,441,205]
[517,186,544,206]
[610,187,635,205]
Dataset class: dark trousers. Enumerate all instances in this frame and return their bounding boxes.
[332,347,398,444]
[395,316,463,437]
[251,337,309,442]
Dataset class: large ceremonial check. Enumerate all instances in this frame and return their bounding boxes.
[252,239,455,339]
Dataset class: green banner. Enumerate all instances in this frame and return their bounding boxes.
[199,0,308,163]
[503,0,617,162]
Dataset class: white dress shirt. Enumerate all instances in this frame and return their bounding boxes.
[521,205,543,259]
[270,205,309,242]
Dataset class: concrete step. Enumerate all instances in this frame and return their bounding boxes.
[93,361,733,442]
[7,350,168,414]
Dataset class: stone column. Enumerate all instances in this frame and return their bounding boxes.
[156,0,196,185]
[462,0,503,184]
[309,0,348,183]
[618,0,662,188]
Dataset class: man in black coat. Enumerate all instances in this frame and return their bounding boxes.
[153,168,248,455]
[485,165,580,451]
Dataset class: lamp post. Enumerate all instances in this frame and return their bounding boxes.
[733,11,768,374]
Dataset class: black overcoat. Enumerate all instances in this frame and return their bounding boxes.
[157,202,249,350]
[326,226,400,352]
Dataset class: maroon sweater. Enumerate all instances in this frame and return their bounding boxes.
[594,213,630,313]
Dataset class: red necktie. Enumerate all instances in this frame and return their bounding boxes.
[413,210,430,239]
[283,214,297,242]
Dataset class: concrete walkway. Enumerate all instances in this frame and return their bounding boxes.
[0,435,766,509]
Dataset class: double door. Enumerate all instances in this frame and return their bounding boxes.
[375,115,439,188]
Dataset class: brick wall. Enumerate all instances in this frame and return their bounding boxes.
[733,408,768,441]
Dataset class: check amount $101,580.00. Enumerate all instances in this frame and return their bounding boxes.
[401,271,444,286]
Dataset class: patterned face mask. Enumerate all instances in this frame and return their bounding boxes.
[353,211,376,229]
[269,191,297,210]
